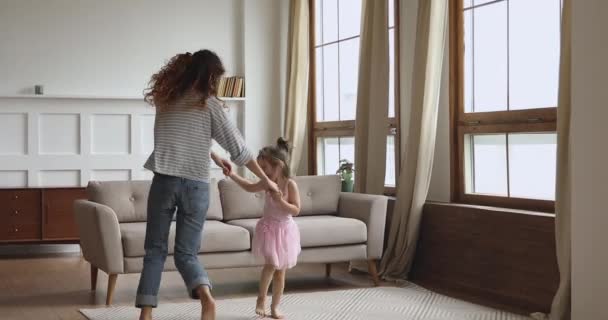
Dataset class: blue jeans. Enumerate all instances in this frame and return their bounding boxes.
[136,173,211,308]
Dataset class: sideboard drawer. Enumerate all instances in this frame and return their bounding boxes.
[0,189,41,213]
[0,190,42,242]
[0,223,41,241]
[2,206,40,222]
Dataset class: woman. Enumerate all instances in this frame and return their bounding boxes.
[137,49,278,320]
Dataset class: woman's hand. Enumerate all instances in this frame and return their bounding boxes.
[270,190,283,201]
[264,178,280,193]
[211,152,232,176]
[222,166,232,177]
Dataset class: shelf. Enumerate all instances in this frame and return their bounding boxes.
[0,94,144,100]
[0,94,245,101]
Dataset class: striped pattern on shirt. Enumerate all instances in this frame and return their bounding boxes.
[144,93,253,182]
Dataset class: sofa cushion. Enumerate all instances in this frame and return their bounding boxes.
[219,179,266,220]
[228,215,367,248]
[88,179,223,222]
[293,175,341,216]
[206,179,223,220]
[88,180,151,223]
[120,220,250,257]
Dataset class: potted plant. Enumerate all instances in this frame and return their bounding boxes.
[336,159,354,192]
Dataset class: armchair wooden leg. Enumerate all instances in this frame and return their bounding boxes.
[367,260,380,286]
[325,263,332,277]
[106,274,118,306]
[90,264,98,291]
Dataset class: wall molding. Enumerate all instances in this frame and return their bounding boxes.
[0,97,243,188]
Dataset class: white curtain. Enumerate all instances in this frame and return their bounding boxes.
[379,0,448,279]
[283,0,309,174]
[549,0,572,318]
[354,0,389,195]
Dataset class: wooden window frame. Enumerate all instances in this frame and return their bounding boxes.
[449,0,556,213]
[308,0,401,195]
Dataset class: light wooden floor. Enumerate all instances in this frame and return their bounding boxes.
[0,253,378,320]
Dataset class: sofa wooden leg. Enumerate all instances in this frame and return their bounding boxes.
[325,263,332,277]
[90,264,98,291]
[367,260,380,286]
[106,274,118,306]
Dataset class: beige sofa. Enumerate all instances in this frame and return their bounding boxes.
[74,175,387,305]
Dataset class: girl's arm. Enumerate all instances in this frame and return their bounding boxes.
[272,180,301,216]
[228,171,266,193]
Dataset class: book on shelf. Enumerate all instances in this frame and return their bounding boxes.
[232,78,239,97]
[218,78,226,97]
[218,76,245,98]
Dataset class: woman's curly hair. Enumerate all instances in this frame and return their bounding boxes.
[144,50,225,111]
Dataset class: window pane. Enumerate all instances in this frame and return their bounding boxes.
[473,2,508,112]
[385,135,396,186]
[470,134,508,196]
[315,0,322,46]
[316,136,355,176]
[323,0,338,44]
[317,137,340,175]
[464,0,473,9]
[388,0,395,28]
[389,28,395,118]
[508,133,557,200]
[464,10,473,112]
[339,38,359,120]
[340,137,355,166]
[315,47,324,122]
[509,0,560,109]
[338,0,361,40]
[322,43,339,121]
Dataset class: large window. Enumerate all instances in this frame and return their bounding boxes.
[310,0,398,191]
[451,0,561,212]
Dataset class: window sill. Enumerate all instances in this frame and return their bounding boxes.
[426,201,556,217]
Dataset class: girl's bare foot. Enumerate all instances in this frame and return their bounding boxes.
[196,285,216,320]
[255,296,266,317]
[270,304,284,319]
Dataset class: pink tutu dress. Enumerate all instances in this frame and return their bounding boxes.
[252,183,301,270]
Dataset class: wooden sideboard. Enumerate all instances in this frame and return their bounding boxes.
[0,188,87,243]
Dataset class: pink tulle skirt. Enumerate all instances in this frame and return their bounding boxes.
[252,217,301,270]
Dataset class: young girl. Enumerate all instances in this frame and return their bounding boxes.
[137,50,278,320]
[226,138,301,319]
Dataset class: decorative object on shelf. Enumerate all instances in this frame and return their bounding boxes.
[34,85,44,95]
[217,76,244,98]
[337,159,354,192]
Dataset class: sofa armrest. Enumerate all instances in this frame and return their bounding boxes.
[74,199,124,274]
[338,192,388,260]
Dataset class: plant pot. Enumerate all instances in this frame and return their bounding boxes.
[341,180,354,192]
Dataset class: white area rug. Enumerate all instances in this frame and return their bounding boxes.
[80,283,532,320]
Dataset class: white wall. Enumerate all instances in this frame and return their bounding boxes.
[0,0,291,185]
[571,1,608,318]
[243,0,288,154]
[0,0,243,96]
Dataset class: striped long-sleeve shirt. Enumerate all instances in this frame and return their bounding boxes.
[144,92,254,182]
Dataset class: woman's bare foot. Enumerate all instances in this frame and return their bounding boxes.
[139,307,152,320]
[196,285,216,320]
[255,296,266,317]
[270,304,284,319]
